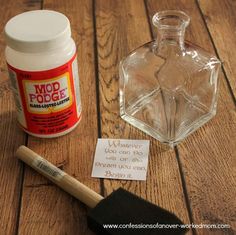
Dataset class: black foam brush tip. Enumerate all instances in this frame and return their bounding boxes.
[16,146,188,235]
[88,188,188,235]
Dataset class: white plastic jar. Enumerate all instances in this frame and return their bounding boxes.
[4,10,82,138]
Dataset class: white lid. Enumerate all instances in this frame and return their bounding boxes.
[4,10,71,53]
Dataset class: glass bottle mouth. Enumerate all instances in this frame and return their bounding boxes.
[152,10,190,30]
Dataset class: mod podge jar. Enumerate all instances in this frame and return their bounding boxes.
[4,10,82,138]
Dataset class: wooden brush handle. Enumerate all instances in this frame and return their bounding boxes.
[16,145,104,208]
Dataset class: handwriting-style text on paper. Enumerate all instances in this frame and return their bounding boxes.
[91,139,150,181]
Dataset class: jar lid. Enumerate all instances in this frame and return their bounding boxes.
[4,10,71,53]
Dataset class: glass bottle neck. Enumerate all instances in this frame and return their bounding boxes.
[156,28,185,55]
[152,10,190,56]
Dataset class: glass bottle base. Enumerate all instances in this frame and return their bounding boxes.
[120,111,216,147]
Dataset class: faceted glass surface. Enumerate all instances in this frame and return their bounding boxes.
[119,11,220,147]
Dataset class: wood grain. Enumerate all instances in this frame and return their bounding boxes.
[0,0,235,234]
[198,0,236,98]
[95,0,192,231]
[147,0,236,234]
[0,0,41,234]
[17,0,99,234]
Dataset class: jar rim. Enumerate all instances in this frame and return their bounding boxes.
[152,10,190,30]
[4,10,71,53]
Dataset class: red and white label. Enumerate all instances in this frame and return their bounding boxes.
[7,53,82,136]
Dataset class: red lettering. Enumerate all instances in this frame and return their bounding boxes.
[60,88,66,99]
[37,94,43,103]
[34,82,60,94]
[52,82,60,91]
[35,84,46,94]
[44,93,51,102]
[29,94,36,102]
[46,84,53,92]
[30,82,66,103]
[52,92,59,101]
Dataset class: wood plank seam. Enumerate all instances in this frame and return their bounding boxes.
[15,1,43,234]
[144,1,196,234]
[92,0,105,197]
[14,164,25,235]
[0,0,42,233]
[15,0,44,233]
[94,0,192,232]
[17,0,100,234]
[40,0,44,9]
[195,0,236,106]
[144,1,236,234]
[15,134,29,235]
[174,147,197,235]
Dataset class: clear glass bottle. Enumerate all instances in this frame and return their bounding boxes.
[119,10,221,147]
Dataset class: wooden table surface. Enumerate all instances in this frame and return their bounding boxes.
[0,0,235,235]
